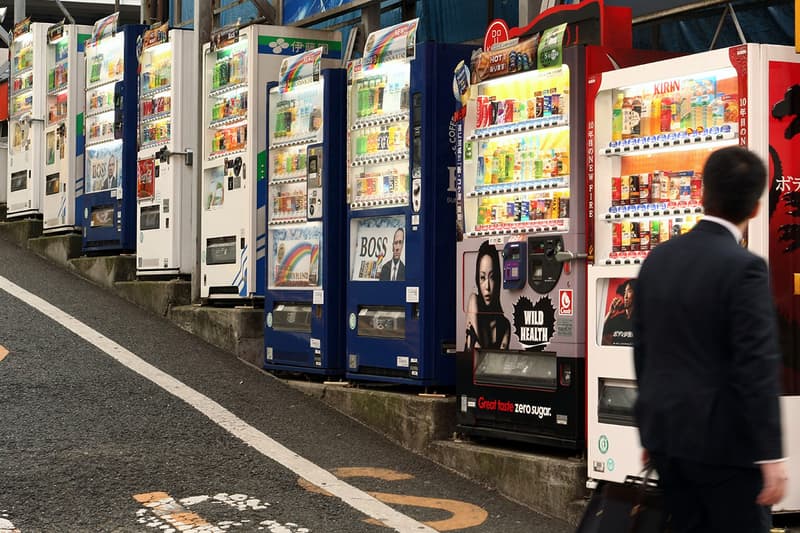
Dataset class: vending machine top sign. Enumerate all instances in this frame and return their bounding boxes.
[278,47,322,93]
[12,17,32,41]
[90,12,119,44]
[361,18,418,69]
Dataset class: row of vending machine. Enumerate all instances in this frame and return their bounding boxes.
[3,2,798,513]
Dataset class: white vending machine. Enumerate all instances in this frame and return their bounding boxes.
[136,25,197,276]
[585,44,800,513]
[200,24,341,300]
[42,22,92,233]
[7,19,47,219]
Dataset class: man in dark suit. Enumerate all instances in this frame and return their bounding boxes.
[379,228,405,281]
[633,146,787,532]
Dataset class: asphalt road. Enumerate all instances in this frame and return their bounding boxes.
[0,237,573,533]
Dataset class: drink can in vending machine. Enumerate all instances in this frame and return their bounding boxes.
[640,224,650,251]
[660,219,670,243]
[678,171,692,202]
[621,221,632,251]
[670,217,682,238]
[630,222,641,251]
[650,220,660,247]
[659,171,671,203]
[520,199,530,221]
[612,222,622,252]
[550,192,561,219]
[620,175,630,205]
[611,176,621,206]
[668,172,681,203]
[559,195,570,218]
[505,99,516,123]
[691,172,703,203]
[629,174,640,205]
[476,96,487,128]
[650,171,661,204]
[507,201,517,221]
[639,173,651,205]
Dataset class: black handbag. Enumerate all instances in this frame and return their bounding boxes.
[576,469,669,533]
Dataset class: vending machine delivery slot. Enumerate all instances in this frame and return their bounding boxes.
[528,236,564,294]
[357,305,406,339]
[597,378,637,427]
[272,303,313,333]
[475,349,557,390]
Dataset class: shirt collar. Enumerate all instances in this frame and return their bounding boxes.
[702,215,743,243]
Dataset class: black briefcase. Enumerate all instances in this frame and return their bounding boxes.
[576,471,668,533]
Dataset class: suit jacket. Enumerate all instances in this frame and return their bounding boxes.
[379,260,405,281]
[633,220,783,467]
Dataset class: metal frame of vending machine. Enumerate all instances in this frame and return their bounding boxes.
[7,20,47,219]
[42,22,92,234]
[136,25,197,277]
[200,24,341,301]
[263,55,347,374]
[80,15,146,253]
[344,19,473,387]
[584,44,800,513]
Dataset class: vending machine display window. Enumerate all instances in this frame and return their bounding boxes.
[592,67,740,266]
[461,65,572,237]
[348,60,411,210]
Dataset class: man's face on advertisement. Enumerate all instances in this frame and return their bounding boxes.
[392,228,404,261]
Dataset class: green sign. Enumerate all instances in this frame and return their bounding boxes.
[598,434,609,454]
[538,23,567,69]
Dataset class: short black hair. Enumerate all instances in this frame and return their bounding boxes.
[616,279,634,296]
[702,146,767,223]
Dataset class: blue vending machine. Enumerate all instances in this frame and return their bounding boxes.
[79,14,145,253]
[263,50,347,374]
[345,20,473,386]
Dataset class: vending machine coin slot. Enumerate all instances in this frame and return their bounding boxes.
[527,236,564,294]
[503,241,527,290]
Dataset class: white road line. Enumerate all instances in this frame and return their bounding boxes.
[0,276,436,533]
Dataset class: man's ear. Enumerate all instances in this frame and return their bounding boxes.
[749,202,761,219]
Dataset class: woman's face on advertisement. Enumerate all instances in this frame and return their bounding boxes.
[478,254,495,305]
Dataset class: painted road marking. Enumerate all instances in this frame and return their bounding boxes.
[299,467,488,531]
[134,492,309,531]
[0,345,9,362]
[134,492,218,531]
[0,275,435,533]
[0,511,20,533]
